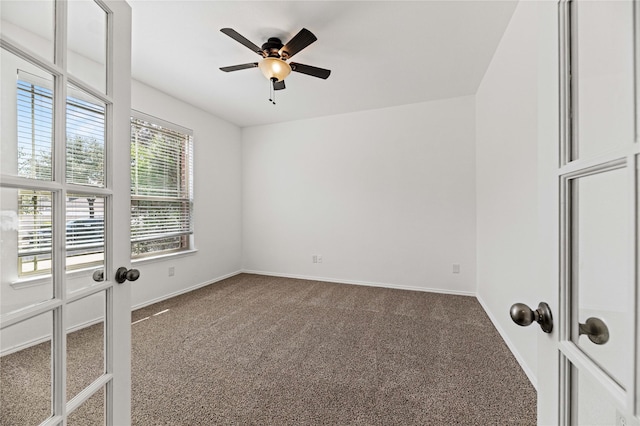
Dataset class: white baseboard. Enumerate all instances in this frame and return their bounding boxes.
[475,294,538,390]
[131,270,243,311]
[241,269,475,297]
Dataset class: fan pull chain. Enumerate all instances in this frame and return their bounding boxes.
[268,78,276,105]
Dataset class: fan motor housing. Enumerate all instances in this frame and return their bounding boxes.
[262,37,284,57]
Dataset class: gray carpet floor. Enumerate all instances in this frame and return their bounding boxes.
[1,273,536,425]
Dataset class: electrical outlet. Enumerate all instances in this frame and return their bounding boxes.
[452,264,460,274]
[317,255,323,263]
[168,266,175,277]
[312,255,317,263]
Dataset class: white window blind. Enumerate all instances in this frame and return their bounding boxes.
[130,113,193,257]
[17,190,53,275]
[17,71,53,180]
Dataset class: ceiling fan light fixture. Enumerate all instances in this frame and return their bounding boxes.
[258,57,291,82]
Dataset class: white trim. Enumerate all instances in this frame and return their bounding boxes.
[40,416,63,426]
[240,269,476,297]
[476,294,538,390]
[0,298,62,330]
[130,270,242,311]
[17,68,54,89]
[66,373,112,415]
[0,35,65,78]
[559,340,627,409]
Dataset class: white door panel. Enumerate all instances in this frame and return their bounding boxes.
[573,0,635,159]
[572,166,632,390]
[535,1,639,425]
[0,1,132,424]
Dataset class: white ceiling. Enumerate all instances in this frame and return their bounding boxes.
[129,1,517,128]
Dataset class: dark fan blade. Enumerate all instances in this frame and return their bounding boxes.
[273,80,286,91]
[220,63,259,72]
[279,28,317,59]
[220,28,263,55]
[290,63,331,79]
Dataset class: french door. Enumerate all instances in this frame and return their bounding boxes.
[538,0,640,424]
[0,1,132,424]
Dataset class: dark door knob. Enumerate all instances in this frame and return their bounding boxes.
[579,317,609,345]
[92,269,104,282]
[115,267,140,283]
[510,302,553,333]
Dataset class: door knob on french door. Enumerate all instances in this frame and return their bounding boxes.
[579,317,609,345]
[115,267,140,284]
[510,302,553,333]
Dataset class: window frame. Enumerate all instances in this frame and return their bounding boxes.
[129,110,194,259]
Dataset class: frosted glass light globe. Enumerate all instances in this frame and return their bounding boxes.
[258,57,291,82]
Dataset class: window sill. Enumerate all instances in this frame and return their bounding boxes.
[131,249,198,266]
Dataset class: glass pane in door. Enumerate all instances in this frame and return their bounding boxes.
[0,0,55,61]
[65,194,105,280]
[0,311,53,425]
[1,48,55,181]
[1,187,54,314]
[572,0,634,159]
[572,364,621,425]
[66,85,106,187]
[572,167,632,389]
[67,292,105,399]
[67,386,105,425]
[67,0,107,93]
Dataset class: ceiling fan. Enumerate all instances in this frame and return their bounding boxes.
[219,28,331,103]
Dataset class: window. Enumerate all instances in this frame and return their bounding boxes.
[130,112,193,257]
[16,74,106,276]
[15,78,193,276]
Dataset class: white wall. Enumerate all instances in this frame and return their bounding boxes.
[475,1,541,387]
[130,80,243,309]
[242,96,476,294]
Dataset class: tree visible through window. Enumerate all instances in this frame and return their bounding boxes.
[130,113,193,257]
